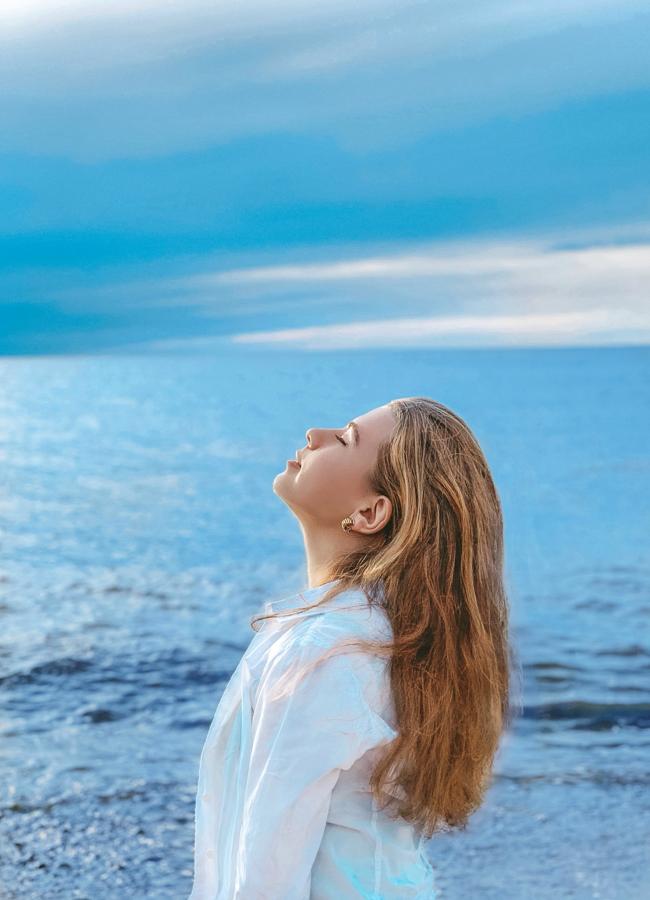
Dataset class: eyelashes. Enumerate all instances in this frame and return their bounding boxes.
[336,434,347,446]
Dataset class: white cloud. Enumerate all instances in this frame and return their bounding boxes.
[1,0,648,160]
[229,308,648,348]
[106,222,650,351]
[194,224,650,318]
[194,236,648,286]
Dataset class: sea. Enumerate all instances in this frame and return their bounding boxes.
[0,345,648,899]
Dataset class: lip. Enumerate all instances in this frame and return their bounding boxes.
[287,459,301,468]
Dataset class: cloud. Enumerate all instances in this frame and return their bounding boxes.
[104,223,650,351]
[190,231,650,286]
[2,3,649,354]
[178,225,650,320]
[227,308,647,349]
[1,0,648,161]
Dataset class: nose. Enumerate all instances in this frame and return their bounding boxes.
[304,427,327,448]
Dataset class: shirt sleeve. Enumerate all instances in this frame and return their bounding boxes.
[232,620,397,900]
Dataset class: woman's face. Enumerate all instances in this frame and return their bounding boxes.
[273,403,397,528]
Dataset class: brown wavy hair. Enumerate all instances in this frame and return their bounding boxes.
[250,396,521,840]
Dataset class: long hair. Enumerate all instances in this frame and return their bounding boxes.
[251,396,521,840]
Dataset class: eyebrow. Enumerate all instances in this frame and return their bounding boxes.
[345,421,360,445]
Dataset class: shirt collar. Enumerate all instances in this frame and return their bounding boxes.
[263,578,372,618]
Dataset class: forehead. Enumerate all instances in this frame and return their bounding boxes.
[354,404,396,443]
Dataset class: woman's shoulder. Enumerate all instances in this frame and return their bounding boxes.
[265,592,393,675]
[246,586,395,716]
[246,583,393,679]
[289,584,391,637]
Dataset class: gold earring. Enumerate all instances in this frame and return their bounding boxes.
[341,515,354,533]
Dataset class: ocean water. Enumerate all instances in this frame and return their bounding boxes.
[0,345,648,899]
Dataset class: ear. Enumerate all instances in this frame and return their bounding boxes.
[354,495,393,535]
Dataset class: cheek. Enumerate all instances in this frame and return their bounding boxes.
[300,457,359,510]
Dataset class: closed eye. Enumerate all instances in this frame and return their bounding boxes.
[336,434,347,446]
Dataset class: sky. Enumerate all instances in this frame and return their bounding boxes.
[1,0,649,354]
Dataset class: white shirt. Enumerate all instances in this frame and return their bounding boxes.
[188,579,439,900]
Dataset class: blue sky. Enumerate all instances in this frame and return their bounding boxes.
[1,0,649,354]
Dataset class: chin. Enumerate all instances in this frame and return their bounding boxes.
[272,470,290,497]
[274,473,304,513]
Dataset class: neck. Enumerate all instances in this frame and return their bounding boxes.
[299,519,364,588]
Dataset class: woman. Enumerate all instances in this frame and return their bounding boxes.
[189,396,516,899]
